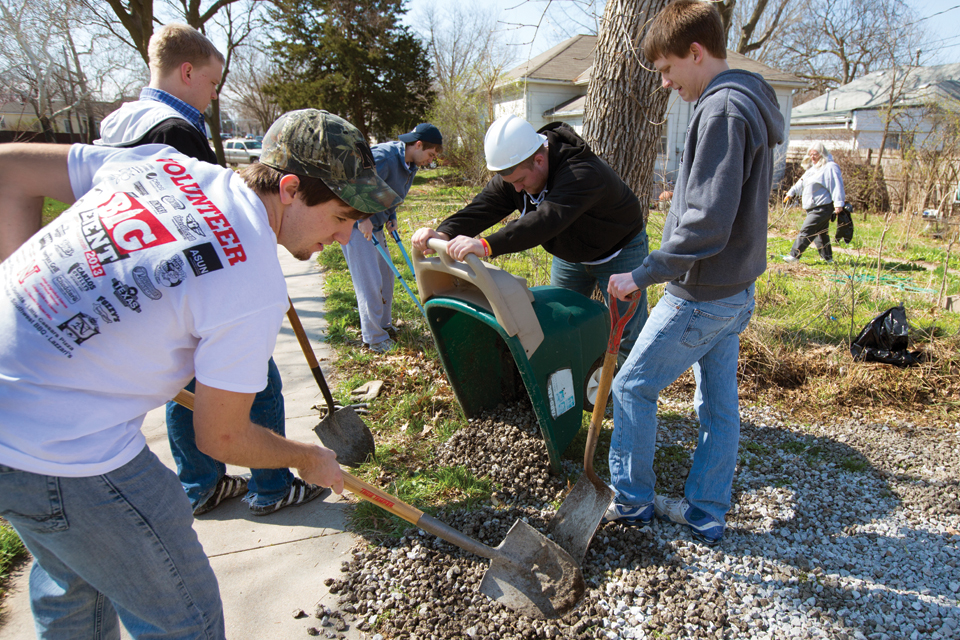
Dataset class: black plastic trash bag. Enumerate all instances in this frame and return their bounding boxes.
[850,304,923,367]
[835,202,854,245]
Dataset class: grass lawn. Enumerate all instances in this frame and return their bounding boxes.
[42,198,70,227]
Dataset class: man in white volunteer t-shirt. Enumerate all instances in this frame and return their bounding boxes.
[0,109,400,639]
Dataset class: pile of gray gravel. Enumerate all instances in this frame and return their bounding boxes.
[322,398,960,639]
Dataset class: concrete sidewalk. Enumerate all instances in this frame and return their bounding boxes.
[2,248,363,639]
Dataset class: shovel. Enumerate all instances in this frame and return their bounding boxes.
[390,229,417,283]
[341,468,584,619]
[171,386,584,618]
[372,235,426,316]
[285,298,375,467]
[547,292,640,563]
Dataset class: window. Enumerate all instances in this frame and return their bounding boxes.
[886,133,914,151]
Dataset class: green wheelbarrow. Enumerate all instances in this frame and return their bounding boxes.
[413,239,608,473]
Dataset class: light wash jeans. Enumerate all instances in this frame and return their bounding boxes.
[549,230,650,360]
[341,226,394,346]
[0,447,225,639]
[609,284,755,525]
[165,357,293,510]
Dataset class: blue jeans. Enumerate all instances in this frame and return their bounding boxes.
[609,284,755,525]
[165,357,293,510]
[0,447,225,639]
[550,230,650,359]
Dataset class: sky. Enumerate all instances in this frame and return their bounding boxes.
[401,0,592,64]
[402,0,960,67]
[913,0,960,65]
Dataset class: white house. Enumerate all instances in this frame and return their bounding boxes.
[789,62,960,157]
[492,34,805,183]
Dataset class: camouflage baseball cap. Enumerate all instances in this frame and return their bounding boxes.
[260,109,401,214]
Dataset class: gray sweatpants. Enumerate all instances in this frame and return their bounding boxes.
[342,226,394,346]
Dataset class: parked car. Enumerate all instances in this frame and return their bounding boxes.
[223,138,262,166]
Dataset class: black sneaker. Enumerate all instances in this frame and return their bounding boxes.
[248,478,328,516]
[193,475,248,516]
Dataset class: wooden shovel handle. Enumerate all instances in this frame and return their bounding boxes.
[285,297,337,413]
[584,292,641,478]
[583,352,617,478]
[170,388,423,525]
[172,388,195,410]
[340,471,425,524]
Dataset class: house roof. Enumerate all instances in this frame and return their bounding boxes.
[500,35,806,89]
[792,62,960,124]
[502,34,597,84]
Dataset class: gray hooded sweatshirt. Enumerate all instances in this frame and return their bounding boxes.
[631,69,784,301]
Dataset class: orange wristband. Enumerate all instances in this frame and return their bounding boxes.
[480,238,491,257]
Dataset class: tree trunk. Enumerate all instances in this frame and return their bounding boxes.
[39,115,56,143]
[208,99,225,165]
[583,0,671,208]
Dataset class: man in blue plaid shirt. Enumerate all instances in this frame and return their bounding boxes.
[95,24,325,517]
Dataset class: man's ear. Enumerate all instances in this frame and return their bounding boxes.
[279,174,300,205]
[180,61,195,86]
[690,42,704,63]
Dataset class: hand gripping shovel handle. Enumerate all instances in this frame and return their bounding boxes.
[391,230,417,283]
[372,236,426,317]
[583,292,640,478]
[285,297,337,414]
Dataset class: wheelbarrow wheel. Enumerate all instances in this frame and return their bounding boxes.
[583,356,610,412]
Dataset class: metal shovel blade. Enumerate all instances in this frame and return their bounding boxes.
[313,409,375,468]
[546,475,613,564]
[479,519,585,619]
[343,474,585,619]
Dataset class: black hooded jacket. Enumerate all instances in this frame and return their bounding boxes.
[436,122,643,263]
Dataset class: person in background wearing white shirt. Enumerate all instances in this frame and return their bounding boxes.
[783,142,846,264]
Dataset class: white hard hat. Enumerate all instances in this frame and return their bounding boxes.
[484,115,548,172]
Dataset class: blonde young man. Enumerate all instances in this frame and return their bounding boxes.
[97,23,222,164]
[0,110,399,638]
[604,0,784,545]
[97,24,321,516]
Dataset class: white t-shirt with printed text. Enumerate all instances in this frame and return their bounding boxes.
[0,144,288,476]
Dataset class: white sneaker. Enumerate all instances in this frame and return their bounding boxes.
[364,337,395,354]
[654,496,724,545]
[782,255,799,263]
